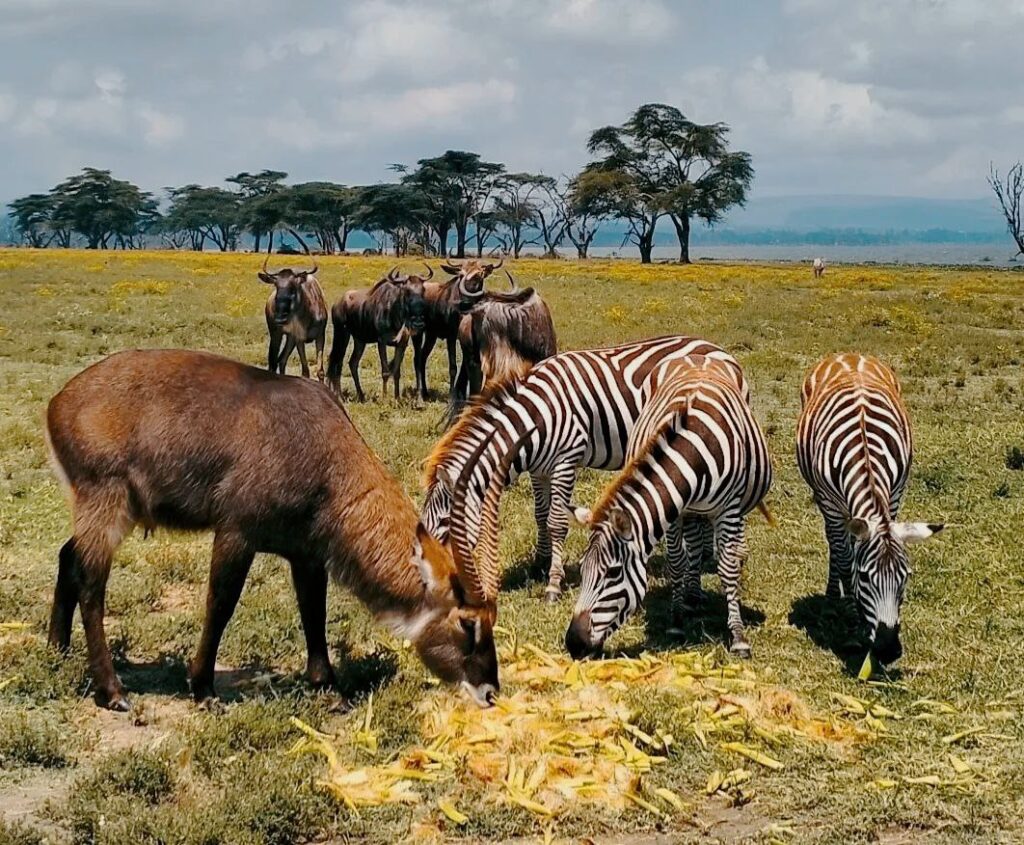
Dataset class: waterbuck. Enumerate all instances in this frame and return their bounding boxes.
[260,257,328,381]
[412,257,504,400]
[327,265,431,401]
[452,273,557,416]
[45,349,518,710]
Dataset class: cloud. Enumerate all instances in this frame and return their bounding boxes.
[543,0,675,43]
[138,106,184,145]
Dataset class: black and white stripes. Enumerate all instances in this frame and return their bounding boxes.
[796,353,942,664]
[421,335,748,599]
[564,356,773,657]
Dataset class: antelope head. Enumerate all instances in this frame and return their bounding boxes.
[439,256,504,300]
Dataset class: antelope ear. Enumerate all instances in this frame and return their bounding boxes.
[568,504,593,526]
[891,522,944,544]
[258,273,277,285]
[608,507,633,539]
[414,522,456,595]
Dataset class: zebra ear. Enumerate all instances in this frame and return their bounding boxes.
[437,466,457,493]
[892,522,944,544]
[608,507,633,539]
[568,505,593,526]
[846,517,874,542]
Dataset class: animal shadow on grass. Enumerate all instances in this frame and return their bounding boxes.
[788,594,887,677]
[332,642,399,702]
[638,577,767,655]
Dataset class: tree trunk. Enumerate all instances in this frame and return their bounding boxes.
[285,227,310,254]
[671,213,692,264]
[338,223,349,253]
[254,231,262,253]
[638,232,653,264]
[455,221,468,258]
[267,232,274,254]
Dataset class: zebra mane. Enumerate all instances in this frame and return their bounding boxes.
[422,373,526,489]
[591,409,686,526]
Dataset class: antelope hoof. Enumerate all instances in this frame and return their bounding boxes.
[105,692,131,712]
[306,663,337,691]
[543,586,562,604]
[729,638,752,659]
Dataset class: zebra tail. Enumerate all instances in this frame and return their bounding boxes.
[757,502,776,526]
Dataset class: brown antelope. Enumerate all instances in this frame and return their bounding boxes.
[260,257,328,381]
[327,265,431,401]
[44,349,520,711]
[412,257,504,400]
[453,272,557,413]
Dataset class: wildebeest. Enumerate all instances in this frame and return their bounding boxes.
[44,348,516,710]
[813,257,826,278]
[260,257,328,381]
[452,273,557,413]
[327,264,432,401]
[412,257,505,400]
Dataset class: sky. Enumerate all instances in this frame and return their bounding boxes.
[1,0,1022,203]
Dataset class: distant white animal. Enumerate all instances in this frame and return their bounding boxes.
[813,257,826,278]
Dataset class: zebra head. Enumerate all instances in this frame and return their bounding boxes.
[422,473,454,546]
[564,504,648,659]
[847,517,943,664]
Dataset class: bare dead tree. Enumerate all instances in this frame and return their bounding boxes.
[989,162,1024,257]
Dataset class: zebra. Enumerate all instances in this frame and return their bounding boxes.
[421,335,749,601]
[563,356,773,659]
[796,353,943,665]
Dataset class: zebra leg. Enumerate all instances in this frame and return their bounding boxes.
[714,510,751,657]
[529,474,552,581]
[542,463,576,602]
[823,512,854,599]
[667,518,707,634]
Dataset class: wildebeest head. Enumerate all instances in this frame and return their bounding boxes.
[259,257,319,325]
[383,263,433,334]
[440,256,503,300]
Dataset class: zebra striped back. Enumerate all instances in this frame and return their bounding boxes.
[567,356,772,655]
[796,353,941,665]
[421,336,748,579]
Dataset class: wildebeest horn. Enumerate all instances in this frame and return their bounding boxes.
[261,255,277,276]
[449,431,497,606]
[503,269,518,292]
[387,265,408,283]
[420,262,434,281]
[304,263,319,277]
[485,256,504,272]
[440,260,460,275]
[458,276,485,299]
[473,428,534,602]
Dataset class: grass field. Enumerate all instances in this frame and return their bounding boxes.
[1,249,1024,845]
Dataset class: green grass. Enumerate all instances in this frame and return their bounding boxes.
[1,249,1024,843]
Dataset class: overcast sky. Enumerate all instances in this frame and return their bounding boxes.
[1,0,1022,202]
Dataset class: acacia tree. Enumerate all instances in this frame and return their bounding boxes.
[286,182,358,253]
[587,104,753,263]
[576,168,662,263]
[227,169,287,252]
[398,151,504,257]
[50,168,155,250]
[353,184,427,257]
[560,173,612,259]
[8,194,56,247]
[162,185,241,251]
[989,161,1024,257]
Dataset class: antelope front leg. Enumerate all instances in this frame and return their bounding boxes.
[314,336,325,383]
[295,342,311,378]
[714,510,751,657]
[542,463,576,602]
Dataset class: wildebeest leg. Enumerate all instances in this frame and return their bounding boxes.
[377,342,391,399]
[529,474,551,581]
[543,463,576,601]
[416,333,436,399]
[189,530,255,703]
[288,557,335,690]
[295,341,311,378]
[327,325,350,396]
[314,334,326,383]
[68,486,133,711]
[278,335,296,375]
[349,341,367,402]
[48,538,80,652]
[446,335,458,397]
[267,327,283,372]
[391,335,409,400]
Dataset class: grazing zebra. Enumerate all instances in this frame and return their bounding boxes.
[421,336,749,601]
[796,353,943,665]
[563,356,773,659]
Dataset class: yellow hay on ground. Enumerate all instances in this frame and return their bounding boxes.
[292,639,891,824]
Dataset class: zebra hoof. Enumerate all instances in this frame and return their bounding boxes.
[542,588,561,604]
[729,639,752,659]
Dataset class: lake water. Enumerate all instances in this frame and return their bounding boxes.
[523,243,1021,267]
